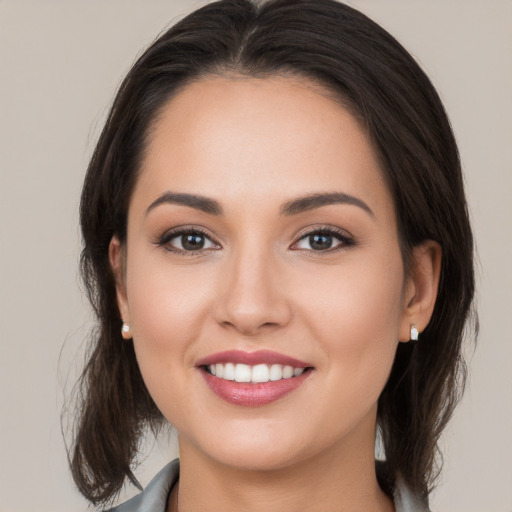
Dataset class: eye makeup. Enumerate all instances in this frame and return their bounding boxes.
[154,223,356,256]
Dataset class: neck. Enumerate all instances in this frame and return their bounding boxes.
[169,428,394,512]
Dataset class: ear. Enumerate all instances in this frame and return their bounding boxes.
[399,240,442,342]
[109,236,130,334]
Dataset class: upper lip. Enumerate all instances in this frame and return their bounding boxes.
[196,350,311,368]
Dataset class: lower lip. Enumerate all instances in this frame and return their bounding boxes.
[200,369,312,406]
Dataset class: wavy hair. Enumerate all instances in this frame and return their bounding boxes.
[71,0,476,506]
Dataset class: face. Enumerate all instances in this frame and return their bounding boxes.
[113,76,414,472]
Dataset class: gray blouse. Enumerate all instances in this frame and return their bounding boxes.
[108,459,430,512]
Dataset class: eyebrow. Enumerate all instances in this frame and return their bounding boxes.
[145,191,374,218]
[280,192,374,217]
[146,192,223,216]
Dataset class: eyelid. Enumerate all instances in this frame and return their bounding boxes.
[155,225,221,254]
[154,224,354,254]
[290,225,355,252]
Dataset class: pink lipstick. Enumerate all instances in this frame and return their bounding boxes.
[196,350,310,368]
[196,350,313,406]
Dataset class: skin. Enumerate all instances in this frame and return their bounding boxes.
[111,76,441,512]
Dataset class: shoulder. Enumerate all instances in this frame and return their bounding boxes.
[106,459,179,512]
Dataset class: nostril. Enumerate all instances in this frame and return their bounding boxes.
[218,319,282,336]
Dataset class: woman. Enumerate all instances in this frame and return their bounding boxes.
[71,0,475,510]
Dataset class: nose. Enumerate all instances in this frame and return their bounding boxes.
[213,247,292,336]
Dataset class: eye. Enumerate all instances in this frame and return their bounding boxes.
[291,228,354,252]
[158,228,220,253]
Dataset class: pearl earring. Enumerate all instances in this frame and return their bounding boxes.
[410,324,419,341]
[121,322,131,339]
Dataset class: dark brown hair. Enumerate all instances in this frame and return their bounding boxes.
[71,0,476,506]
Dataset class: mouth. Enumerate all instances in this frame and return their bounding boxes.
[196,350,314,406]
[203,362,310,383]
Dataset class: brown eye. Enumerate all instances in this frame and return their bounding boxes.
[180,233,207,250]
[292,229,354,252]
[159,229,220,253]
[308,233,335,251]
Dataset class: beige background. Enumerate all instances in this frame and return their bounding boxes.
[1,1,511,510]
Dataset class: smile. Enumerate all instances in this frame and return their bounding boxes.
[197,350,314,406]
[205,363,306,383]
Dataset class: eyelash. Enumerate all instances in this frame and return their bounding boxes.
[156,227,220,255]
[291,226,355,253]
[155,225,355,255]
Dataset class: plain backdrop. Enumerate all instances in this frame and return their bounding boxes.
[1,1,511,511]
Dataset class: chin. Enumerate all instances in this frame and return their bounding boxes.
[182,417,351,475]
[207,445,307,473]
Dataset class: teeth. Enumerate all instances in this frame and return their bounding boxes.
[235,364,252,382]
[223,362,235,381]
[269,364,283,381]
[252,364,270,383]
[207,363,306,383]
[282,365,294,379]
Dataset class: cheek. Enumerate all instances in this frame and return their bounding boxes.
[124,253,218,425]
[298,250,405,400]
[300,248,404,326]
[125,250,215,369]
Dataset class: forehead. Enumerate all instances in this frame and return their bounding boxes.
[133,75,393,218]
